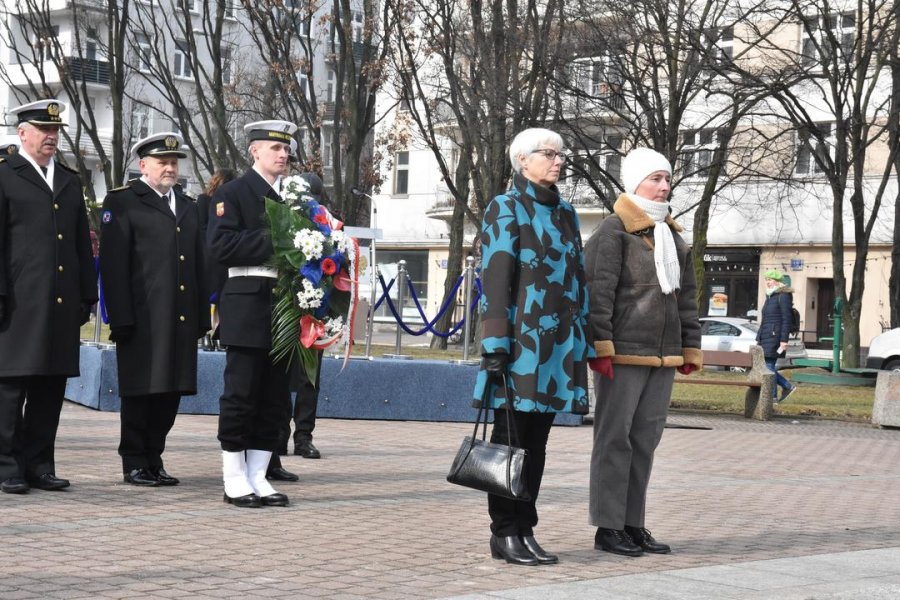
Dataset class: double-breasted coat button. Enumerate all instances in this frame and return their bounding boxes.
[58,265,64,272]
[57,233,63,240]
[179,315,185,322]
[179,285,185,291]
[57,297,63,304]
[179,255,185,261]
[176,226,181,233]
[53,203,59,210]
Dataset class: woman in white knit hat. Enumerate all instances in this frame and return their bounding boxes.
[583,147,703,557]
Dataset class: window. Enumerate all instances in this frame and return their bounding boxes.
[394,151,409,195]
[326,69,336,102]
[801,11,855,68]
[397,71,412,112]
[85,27,98,60]
[224,0,236,18]
[173,40,192,79]
[796,121,834,175]
[221,46,232,84]
[294,15,312,38]
[132,103,150,138]
[298,72,310,100]
[351,10,364,43]
[603,134,623,182]
[701,26,733,66]
[135,34,152,72]
[571,54,624,109]
[322,131,334,167]
[32,25,59,62]
[682,128,723,178]
[184,0,199,13]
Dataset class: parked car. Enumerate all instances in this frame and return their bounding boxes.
[700,316,807,368]
[866,328,900,371]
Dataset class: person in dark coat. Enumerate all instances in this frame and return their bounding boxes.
[207,120,299,508]
[756,269,797,402]
[99,132,210,487]
[584,148,703,557]
[196,168,236,349]
[0,99,97,494]
[472,128,592,566]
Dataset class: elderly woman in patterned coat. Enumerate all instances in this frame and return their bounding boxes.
[472,127,592,566]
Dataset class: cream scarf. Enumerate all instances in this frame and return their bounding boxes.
[628,193,681,295]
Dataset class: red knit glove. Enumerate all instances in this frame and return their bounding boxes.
[589,357,614,380]
[677,364,696,375]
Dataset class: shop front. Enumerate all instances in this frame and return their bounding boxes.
[702,248,761,320]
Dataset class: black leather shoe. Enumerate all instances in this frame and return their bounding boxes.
[1,477,30,494]
[293,440,321,459]
[266,467,299,482]
[490,535,539,566]
[124,468,160,486]
[260,492,289,507]
[149,467,179,486]
[594,528,643,557]
[625,526,671,554]
[28,473,70,490]
[520,535,558,564]
[223,492,262,508]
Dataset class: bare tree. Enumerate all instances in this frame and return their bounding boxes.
[386,0,566,347]
[239,0,393,224]
[734,0,900,366]
[0,0,131,210]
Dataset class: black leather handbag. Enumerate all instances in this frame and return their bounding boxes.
[446,374,530,501]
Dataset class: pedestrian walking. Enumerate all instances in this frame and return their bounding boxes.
[99,132,210,487]
[0,99,97,494]
[756,269,798,402]
[207,120,299,508]
[473,127,592,566]
[584,147,703,556]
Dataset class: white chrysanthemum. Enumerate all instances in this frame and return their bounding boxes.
[293,229,325,260]
[324,316,344,335]
[281,175,310,206]
[296,278,325,309]
[330,229,354,259]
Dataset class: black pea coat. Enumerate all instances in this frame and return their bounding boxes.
[206,169,280,350]
[0,154,97,377]
[99,179,210,397]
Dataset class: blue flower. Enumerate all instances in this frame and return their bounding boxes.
[301,261,323,286]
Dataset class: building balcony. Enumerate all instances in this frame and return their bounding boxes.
[58,130,113,159]
[63,57,110,85]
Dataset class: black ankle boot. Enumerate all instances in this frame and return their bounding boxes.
[490,535,539,566]
[594,527,643,557]
[625,526,671,554]
[520,535,558,564]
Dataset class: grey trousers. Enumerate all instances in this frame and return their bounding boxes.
[589,364,674,529]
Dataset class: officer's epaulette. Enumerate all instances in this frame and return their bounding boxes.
[108,184,131,193]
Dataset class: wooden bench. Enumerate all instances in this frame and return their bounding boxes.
[675,346,776,420]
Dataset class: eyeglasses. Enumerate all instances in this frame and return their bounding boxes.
[530,148,568,163]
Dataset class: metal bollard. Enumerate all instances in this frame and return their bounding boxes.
[462,256,475,361]
[93,281,103,343]
[384,260,411,359]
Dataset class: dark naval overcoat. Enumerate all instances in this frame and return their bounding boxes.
[206,169,280,350]
[0,153,96,377]
[99,179,209,397]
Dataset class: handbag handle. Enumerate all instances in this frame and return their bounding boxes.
[448,372,520,485]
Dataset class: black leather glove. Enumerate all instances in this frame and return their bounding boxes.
[0,296,5,322]
[109,325,135,343]
[482,352,509,381]
[79,302,93,326]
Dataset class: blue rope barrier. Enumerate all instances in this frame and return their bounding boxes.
[377,272,481,337]
[372,276,394,311]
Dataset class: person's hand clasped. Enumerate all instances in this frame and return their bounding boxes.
[589,357,614,380]
[677,364,696,375]
[482,352,509,381]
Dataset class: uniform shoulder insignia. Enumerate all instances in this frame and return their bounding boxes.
[108,184,130,193]
[0,158,5,164]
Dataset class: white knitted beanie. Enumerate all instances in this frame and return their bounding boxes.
[621,148,672,193]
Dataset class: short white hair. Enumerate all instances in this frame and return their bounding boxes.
[508,128,563,173]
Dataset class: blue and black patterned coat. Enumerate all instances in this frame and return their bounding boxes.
[472,174,592,414]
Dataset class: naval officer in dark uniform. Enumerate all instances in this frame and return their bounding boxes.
[99,132,209,487]
[0,99,96,494]
[207,120,298,508]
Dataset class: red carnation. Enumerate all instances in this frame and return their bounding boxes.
[321,257,337,275]
[313,212,329,225]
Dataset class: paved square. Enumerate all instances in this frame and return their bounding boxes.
[3,404,900,599]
